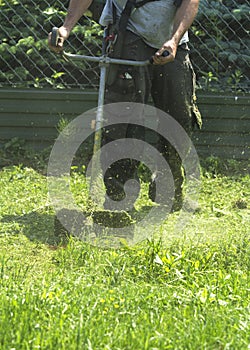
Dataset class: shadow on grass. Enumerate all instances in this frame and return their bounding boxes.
[0,205,154,248]
[0,210,67,246]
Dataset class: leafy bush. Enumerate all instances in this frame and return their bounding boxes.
[0,0,249,92]
[0,0,102,88]
[190,0,249,93]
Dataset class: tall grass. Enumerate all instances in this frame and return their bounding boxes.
[0,157,249,349]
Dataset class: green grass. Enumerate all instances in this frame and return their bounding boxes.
[0,157,249,349]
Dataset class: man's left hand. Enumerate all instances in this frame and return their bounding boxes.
[152,39,178,65]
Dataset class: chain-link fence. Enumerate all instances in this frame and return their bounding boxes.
[0,0,249,93]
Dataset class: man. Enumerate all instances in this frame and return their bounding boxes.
[49,0,202,212]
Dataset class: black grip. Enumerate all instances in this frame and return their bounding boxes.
[51,27,59,47]
[162,50,170,57]
[149,50,170,64]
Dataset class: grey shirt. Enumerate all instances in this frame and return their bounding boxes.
[99,0,189,49]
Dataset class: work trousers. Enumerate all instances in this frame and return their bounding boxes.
[101,30,202,208]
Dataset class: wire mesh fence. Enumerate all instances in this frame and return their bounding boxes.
[0,0,249,93]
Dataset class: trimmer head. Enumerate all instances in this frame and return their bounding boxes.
[91,209,134,228]
[54,208,134,238]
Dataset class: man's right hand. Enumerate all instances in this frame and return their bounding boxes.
[48,26,70,53]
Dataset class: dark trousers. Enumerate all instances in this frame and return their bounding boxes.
[102,30,201,206]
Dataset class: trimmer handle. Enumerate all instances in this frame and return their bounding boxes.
[51,27,60,47]
[149,50,169,64]
[50,26,169,66]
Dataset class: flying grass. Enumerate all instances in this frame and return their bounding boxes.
[0,160,249,349]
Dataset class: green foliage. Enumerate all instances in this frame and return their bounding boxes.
[0,0,102,88]
[0,137,50,172]
[200,156,250,177]
[0,0,249,91]
[190,0,249,93]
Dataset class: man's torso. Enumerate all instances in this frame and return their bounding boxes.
[99,0,188,49]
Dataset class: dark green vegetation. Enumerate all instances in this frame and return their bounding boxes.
[0,0,102,88]
[0,0,249,92]
[0,145,249,349]
[190,0,249,92]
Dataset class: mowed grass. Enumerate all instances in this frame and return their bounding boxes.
[0,159,249,350]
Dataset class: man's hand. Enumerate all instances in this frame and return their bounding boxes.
[152,0,199,65]
[152,39,178,65]
[48,26,70,53]
[48,0,93,53]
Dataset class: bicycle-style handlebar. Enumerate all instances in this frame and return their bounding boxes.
[50,26,170,189]
[50,27,169,66]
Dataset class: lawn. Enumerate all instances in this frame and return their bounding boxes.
[0,148,249,350]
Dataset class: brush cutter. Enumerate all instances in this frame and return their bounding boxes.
[50,27,169,233]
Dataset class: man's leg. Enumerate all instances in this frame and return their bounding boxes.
[150,43,201,210]
[102,31,155,209]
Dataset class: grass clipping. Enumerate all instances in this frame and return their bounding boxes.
[91,209,134,228]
